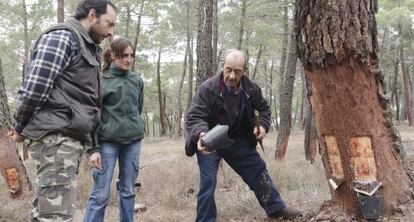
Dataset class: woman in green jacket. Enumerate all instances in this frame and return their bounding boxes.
[84,37,145,222]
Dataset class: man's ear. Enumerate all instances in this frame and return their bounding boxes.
[88,9,97,22]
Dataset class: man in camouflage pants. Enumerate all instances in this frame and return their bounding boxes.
[8,1,117,221]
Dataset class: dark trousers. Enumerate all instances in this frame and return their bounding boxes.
[195,138,286,222]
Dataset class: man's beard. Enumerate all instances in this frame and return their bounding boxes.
[89,20,103,44]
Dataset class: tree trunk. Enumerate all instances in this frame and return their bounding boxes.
[237,0,247,50]
[299,69,305,127]
[303,85,318,164]
[125,5,131,39]
[277,0,289,99]
[156,48,167,136]
[176,41,188,138]
[196,0,213,89]
[268,61,274,131]
[398,29,413,126]
[132,0,146,72]
[212,0,218,75]
[296,0,413,218]
[57,0,64,23]
[22,0,29,80]
[144,108,149,136]
[0,58,32,198]
[186,34,194,112]
[392,52,400,121]
[275,27,297,160]
[273,95,279,130]
[244,30,251,76]
[251,44,263,80]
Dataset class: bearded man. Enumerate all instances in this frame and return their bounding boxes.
[8,0,117,221]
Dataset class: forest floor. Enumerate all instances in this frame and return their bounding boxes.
[0,124,413,222]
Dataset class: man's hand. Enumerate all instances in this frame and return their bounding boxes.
[197,132,214,155]
[89,152,101,170]
[253,125,266,140]
[7,128,25,143]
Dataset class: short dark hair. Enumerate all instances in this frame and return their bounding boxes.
[74,0,117,20]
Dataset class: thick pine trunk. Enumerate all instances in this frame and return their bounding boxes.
[196,0,213,89]
[296,0,413,218]
[0,58,32,198]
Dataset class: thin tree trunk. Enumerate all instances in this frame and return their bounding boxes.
[299,69,305,127]
[273,94,279,130]
[392,52,400,121]
[296,0,413,218]
[399,28,413,126]
[176,42,188,137]
[156,48,167,136]
[292,92,299,127]
[0,58,32,198]
[275,26,297,160]
[251,44,263,80]
[237,0,247,50]
[132,0,146,72]
[144,108,149,136]
[22,0,29,80]
[125,5,131,39]
[268,61,275,131]
[244,30,252,76]
[57,0,64,23]
[196,0,213,89]
[212,0,218,75]
[277,0,289,100]
[186,34,194,112]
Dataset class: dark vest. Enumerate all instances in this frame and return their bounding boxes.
[21,18,101,143]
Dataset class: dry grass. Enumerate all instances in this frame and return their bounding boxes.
[1,127,413,222]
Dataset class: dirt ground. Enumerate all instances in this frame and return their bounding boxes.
[1,126,414,222]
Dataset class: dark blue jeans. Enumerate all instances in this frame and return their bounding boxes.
[196,138,286,222]
[83,141,141,222]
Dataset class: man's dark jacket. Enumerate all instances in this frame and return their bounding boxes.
[21,18,101,145]
[185,73,271,156]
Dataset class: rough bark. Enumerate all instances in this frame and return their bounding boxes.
[304,76,318,163]
[275,27,297,160]
[57,0,64,23]
[237,0,247,50]
[156,48,167,136]
[132,0,146,72]
[0,58,32,198]
[296,0,413,218]
[196,0,213,89]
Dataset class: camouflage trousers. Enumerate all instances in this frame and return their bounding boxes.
[29,134,83,222]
